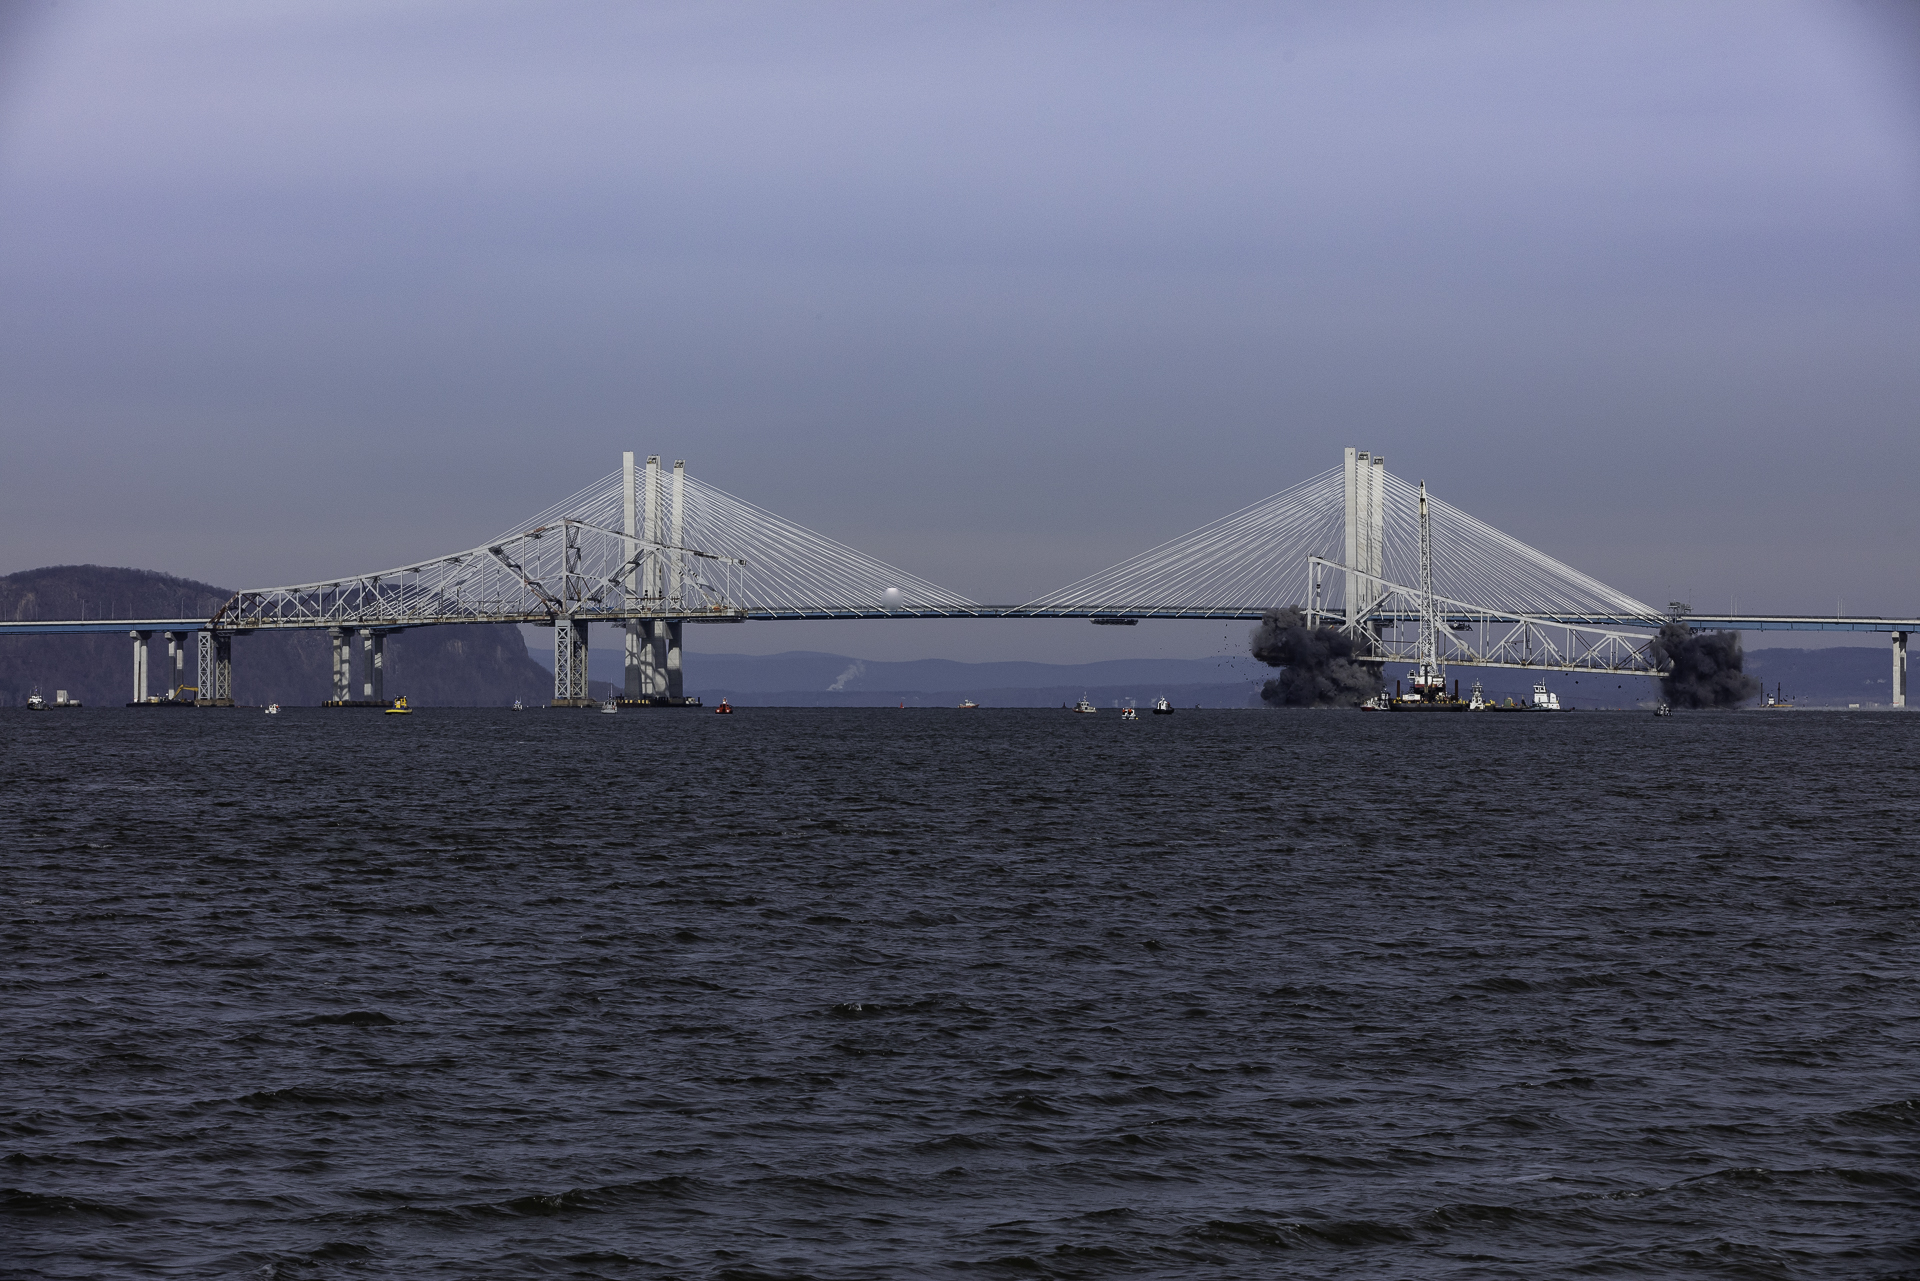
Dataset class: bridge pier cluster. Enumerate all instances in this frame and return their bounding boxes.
[128,629,232,706]
[323,626,394,707]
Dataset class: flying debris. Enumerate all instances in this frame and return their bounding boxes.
[1650,621,1761,708]
[1250,607,1385,708]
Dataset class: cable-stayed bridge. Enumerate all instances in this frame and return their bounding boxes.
[5,449,1914,706]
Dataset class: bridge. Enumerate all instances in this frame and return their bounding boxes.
[4,449,1913,706]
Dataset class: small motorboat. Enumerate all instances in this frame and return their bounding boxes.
[715,699,733,714]
[1151,696,1173,715]
[1072,695,1097,714]
[1120,703,1138,720]
[1654,702,1672,717]
[264,703,280,715]
[959,699,979,709]
[384,696,412,715]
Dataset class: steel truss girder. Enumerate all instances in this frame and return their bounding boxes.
[211,518,748,632]
[1307,556,1664,675]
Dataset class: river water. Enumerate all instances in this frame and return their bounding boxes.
[3,707,1916,1279]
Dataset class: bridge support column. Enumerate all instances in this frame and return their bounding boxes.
[163,632,183,701]
[130,630,151,704]
[649,620,669,697]
[625,622,647,699]
[1894,631,1907,709]
[360,630,385,704]
[214,633,232,705]
[1343,447,1359,628]
[329,628,349,704]
[666,620,683,701]
[196,631,214,705]
[553,618,591,706]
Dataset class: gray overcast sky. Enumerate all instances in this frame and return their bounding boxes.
[1,1,1915,662]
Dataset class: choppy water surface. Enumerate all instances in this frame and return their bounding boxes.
[3,707,1917,1279]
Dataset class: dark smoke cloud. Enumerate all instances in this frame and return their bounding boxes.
[1250,607,1384,708]
[1650,621,1761,708]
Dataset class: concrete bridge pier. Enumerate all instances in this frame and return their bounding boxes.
[1895,631,1908,709]
[666,620,684,700]
[624,621,651,699]
[329,628,350,703]
[129,630,151,703]
[360,629,385,705]
[163,632,185,700]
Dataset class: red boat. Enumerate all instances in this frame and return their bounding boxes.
[715,699,733,714]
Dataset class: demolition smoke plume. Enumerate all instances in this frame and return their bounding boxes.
[1650,621,1760,708]
[1250,607,1385,707]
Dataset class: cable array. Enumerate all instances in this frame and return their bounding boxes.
[219,457,1651,629]
[1009,468,1348,616]
[1384,475,1655,620]
[501,468,981,615]
[1013,467,1655,620]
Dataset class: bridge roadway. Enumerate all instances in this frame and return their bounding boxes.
[5,610,1920,635]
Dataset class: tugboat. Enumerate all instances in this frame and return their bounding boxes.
[1468,680,1488,711]
[512,699,524,711]
[1527,681,1562,711]
[600,698,618,713]
[959,698,979,709]
[1151,696,1174,715]
[264,703,280,715]
[1072,694,1097,714]
[1653,702,1672,717]
[384,696,412,715]
[26,686,46,710]
[715,698,733,714]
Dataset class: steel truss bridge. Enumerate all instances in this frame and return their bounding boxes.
[5,449,1914,706]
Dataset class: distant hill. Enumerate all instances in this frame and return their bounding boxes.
[0,565,557,707]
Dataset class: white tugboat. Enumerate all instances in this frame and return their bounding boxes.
[1151,696,1174,715]
[1072,694,1097,714]
[1528,681,1562,711]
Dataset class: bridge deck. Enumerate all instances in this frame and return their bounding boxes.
[4,611,1917,635]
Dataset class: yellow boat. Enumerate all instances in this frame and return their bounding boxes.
[385,696,412,715]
